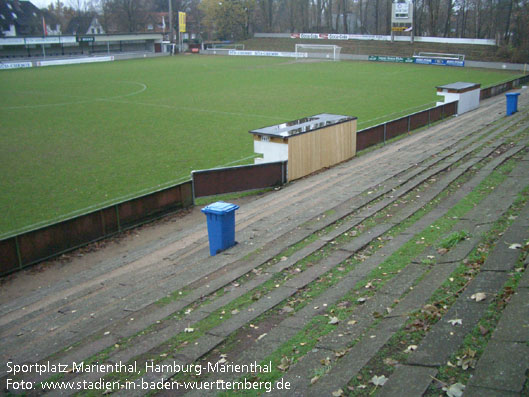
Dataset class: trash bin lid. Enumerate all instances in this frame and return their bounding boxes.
[505,92,520,97]
[201,201,239,215]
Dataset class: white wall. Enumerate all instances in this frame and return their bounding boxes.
[436,89,480,115]
[254,140,288,164]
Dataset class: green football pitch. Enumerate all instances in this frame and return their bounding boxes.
[0,55,520,238]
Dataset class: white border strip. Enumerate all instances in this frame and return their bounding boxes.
[225,50,306,58]
[0,62,32,70]
[254,33,496,46]
[36,56,115,67]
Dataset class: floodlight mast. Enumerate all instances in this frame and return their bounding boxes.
[169,0,174,48]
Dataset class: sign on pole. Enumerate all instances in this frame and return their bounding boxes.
[179,12,186,33]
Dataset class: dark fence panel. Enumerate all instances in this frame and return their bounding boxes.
[118,182,192,229]
[18,211,105,266]
[101,206,120,235]
[386,116,409,140]
[480,75,529,100]
[357,124,384,151]
[444,101,458,117]
[410,109,430,130]
[0,181,193,275]
[0,238,19,274]
[429,106,443,123]
[355,101,457,151]
[193,161,287,198]
[480,87,492,100]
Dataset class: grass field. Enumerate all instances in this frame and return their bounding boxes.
[0,55,521,238]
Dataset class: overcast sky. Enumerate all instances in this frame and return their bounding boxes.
[33,0,55,9]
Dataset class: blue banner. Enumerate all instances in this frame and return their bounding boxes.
[413,57,465,67]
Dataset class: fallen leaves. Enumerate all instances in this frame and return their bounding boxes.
[383,357,399,366]
[357,297,367,304]
[334,349,347,358]
[321,357,331,366]
[442,382,465,397]
[370,375,388,386]
[404,345,418,353]
[456,348,477,370]
[281,306,294,314]
[447,319,462,326]
[328,316,340,325]
[277,356,292,371]
[471,292,486,302]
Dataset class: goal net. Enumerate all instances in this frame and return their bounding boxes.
[295,44,342,61]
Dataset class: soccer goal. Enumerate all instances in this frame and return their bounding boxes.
[295,44,342,61]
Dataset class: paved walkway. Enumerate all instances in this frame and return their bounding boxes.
[1,88,528,396]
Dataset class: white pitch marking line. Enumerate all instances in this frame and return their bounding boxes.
[1,81,148,110]
[99,96,287,121]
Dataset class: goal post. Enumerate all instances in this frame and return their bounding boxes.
[295,44,342,61]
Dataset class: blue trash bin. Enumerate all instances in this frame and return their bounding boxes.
[506,92,520,116]
[201,201,239,256]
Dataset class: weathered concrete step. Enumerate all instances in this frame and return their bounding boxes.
[184,138,529,396]
[35,252,352,392]
[3,109,526,391]
[464,267,529,396]
[277,153,529,397]
[0,146,473,366]
[121,134,520,392]
[5,129,524,392]
[377,202,529,397]
[32,114,528,392]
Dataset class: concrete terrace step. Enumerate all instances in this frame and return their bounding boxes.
[48,140,525,396]
[122,143,529,396]
[377,200,529,397]
[0,90,528,396]
[7,113,520,382]
[264,143,529,396]
[160,132,528,394]
[2,102,521,369]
